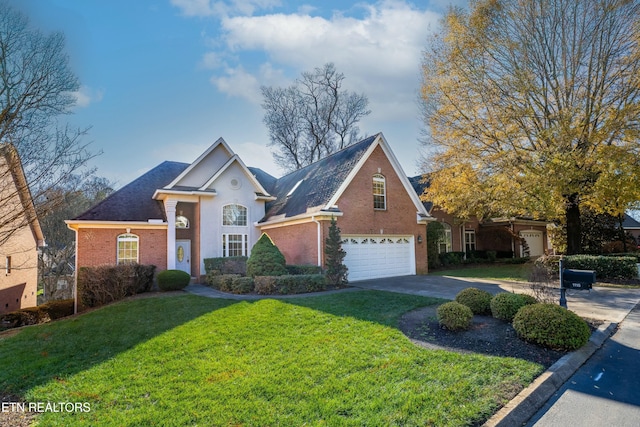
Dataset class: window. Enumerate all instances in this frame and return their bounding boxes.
[465,230,476,253]
[223,204,247,226]
[5,256,11,274]
[117,233,139,264]
[176,215,189,229]
[439,223,453,253]
[222,234,248,257]
[373,174,386,210]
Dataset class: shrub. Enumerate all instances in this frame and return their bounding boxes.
[77,264,156,308]
[230,277,254,294]
[439,252,465,267]
[455,287,492,315]
[254,275,326,295]
[206,274,241,292]
[324,217,348,286]
[203,257,247,275]
[40,299,74,320]
[513,303,591,351]
[285,265,323,275]
[246,234,288,277]
[0,307,50,328]
[157,270,191,291]
[490,293,537,322]
[437,302,473,331]
[535,254,638,280]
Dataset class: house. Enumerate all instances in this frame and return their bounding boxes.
[66,133,432,282]
[409,176,551,258]
[0,144,45,314]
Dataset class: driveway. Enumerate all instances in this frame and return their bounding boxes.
[351,275,640,323]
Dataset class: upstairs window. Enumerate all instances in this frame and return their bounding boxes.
[223,204,247,226]
[373,174,386,210]
[117,233,139,265]
[176,215,189,229]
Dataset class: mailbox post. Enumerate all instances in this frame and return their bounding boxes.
[559,258,596,308]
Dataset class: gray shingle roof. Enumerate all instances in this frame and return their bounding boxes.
[408,175,433,212]
[622,213,640,229]
[73,161,189,221]
[260,135,377,221]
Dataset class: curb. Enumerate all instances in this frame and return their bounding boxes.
[483,321,618,427]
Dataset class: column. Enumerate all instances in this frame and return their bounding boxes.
[165,199,178,270]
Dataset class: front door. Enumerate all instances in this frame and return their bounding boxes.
[175,240,191,275]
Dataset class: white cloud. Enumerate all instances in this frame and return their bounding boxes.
[71,86,104,108]
[210,1,440,118]
[211,65,261,103]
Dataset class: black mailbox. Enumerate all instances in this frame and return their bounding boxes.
[562,269,596,290]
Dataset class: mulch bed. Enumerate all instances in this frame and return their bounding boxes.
[399,305,602,368]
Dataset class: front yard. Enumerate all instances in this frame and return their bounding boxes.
[0,291,544,426]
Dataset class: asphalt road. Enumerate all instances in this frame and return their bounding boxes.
[526,302,640,426]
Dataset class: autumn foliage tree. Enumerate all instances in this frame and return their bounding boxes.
[420,0,640,254]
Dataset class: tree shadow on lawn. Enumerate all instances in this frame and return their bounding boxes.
[0,294,240,396]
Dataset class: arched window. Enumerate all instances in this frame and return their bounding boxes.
[439,223,452,253]
[373,174,386,210]
[222,204,247,226]
[117,233,139,265]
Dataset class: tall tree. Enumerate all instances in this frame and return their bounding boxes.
[420,0,640,254]
[262,63,371,172]
[0,1,96,246]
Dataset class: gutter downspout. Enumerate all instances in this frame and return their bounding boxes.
[312,216,322,267]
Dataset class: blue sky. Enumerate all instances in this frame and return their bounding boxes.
[11,0,463,188]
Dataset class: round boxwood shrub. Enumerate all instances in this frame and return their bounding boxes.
[437,301,474,331]
[513,303,591,351]
[455,287,492,315]
[490,293,537,322]
[246,233,288,277]
[157,269,191,291]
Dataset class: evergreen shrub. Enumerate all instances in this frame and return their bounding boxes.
[437,301,473,331]
[455,287,492,315]
[490,293,537,322]
[513,304,591,351]
[157,269,191,291]
[246,234,287,277]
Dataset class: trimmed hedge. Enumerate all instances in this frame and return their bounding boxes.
[157,269,191,291]
[513,303,591,351]
[455,287,492,315]
[285,264,323,275]
[203,257,247,275]
[437,301,473,331]
[77,264,156,308]
[1,299,74,329]
[254,274,327,295]
[490,293,537,322]
[535,255,637,280]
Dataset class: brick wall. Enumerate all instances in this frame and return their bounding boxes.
[0,226,38,314]
[264,222,321,266]
[76,227,167,270]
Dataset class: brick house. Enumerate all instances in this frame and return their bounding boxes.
[410,176,551,258]
[67,133,432,281]
[0,144,45,314]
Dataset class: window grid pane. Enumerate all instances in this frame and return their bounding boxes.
[373,175,386,210]
[223,204,247,226]
[117,234,139,265]
[223,234,247,257]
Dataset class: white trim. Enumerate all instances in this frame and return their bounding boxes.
[153,189,216,201]
[324,133,432,222]
[257,211,343,229]
[66,220,168,230]
[164,137,233,189]
[199,155,272,197]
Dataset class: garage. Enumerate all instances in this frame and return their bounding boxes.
[341,235,415,281]
[519,230,544,257]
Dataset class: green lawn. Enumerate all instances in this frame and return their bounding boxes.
[0,291,544,426]
[430,263,533,282]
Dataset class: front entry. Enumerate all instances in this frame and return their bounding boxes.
[175,239,191,275]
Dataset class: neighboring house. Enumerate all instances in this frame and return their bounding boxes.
[67,133,432,282]
[409,176,551,258]
[621,214,640,244]
[0,144,45,314]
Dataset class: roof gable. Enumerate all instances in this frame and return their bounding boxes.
[200,155,273,197]
[165,137,233,189]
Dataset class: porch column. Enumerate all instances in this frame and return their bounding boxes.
[165,199,178,270]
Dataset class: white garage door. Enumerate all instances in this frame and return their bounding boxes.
[520,230,544,257]
[342,235,415,281]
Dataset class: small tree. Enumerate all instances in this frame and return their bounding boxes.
[324,217,348,286]
[246,233,287,277]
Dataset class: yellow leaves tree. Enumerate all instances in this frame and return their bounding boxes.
[420,0,640,254]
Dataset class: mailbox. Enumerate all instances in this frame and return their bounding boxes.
[562,269,596,290]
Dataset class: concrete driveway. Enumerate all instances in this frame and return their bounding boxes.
[351,275,640,323]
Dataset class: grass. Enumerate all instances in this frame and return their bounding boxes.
[430,263,533,282]
[0,291,545,426]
